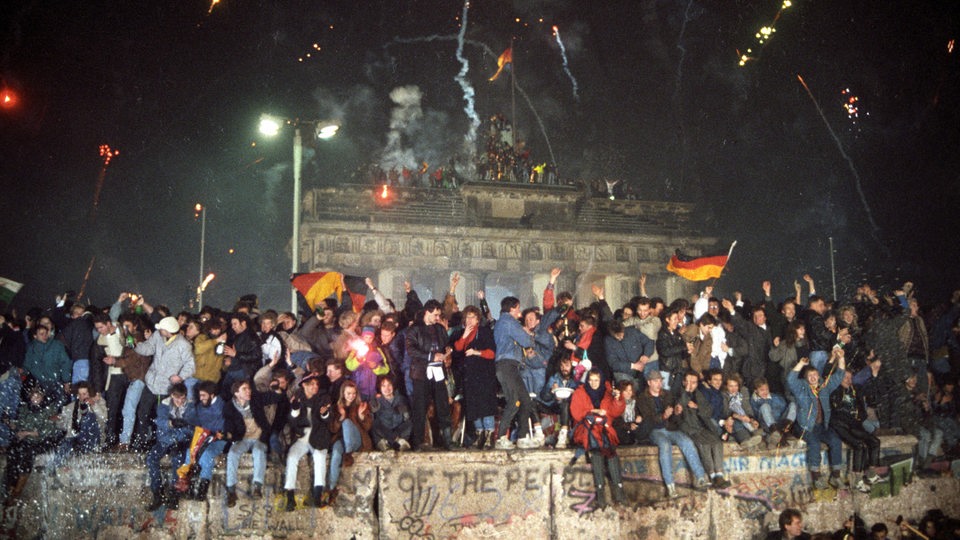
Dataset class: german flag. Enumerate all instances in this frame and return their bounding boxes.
[291,272,369,314]
[666,242,737,281]
[489,47,512,81]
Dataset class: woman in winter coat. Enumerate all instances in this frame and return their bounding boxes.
[570,368,626,508]
[327,380,373,503]
[450,306,497,449]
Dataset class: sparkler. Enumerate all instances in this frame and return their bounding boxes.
[796,74,881,237]
[738,0,795,66]
[552,26,579,101]
[454,0,481,145]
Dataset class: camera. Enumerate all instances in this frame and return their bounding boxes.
[215,342,225,355]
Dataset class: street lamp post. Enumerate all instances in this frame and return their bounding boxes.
[259,114,339,314]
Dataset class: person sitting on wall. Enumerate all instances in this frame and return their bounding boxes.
[635,370,708,499]
[788,350,846,490]
[48,381,108,475]
[4,384,63,504]
[327,380,373,506]
[675,370,731,489]
[750,377,796,450]
[540,356,580,448]
[371,375,412,451]
[283,373,333,511]
[145,383,193,511]
[570,368,627,508]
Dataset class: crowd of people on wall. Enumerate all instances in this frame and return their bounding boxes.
[0,268,958,519]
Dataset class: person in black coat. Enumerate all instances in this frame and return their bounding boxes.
[282,374,333,511]
[222,380,285,506]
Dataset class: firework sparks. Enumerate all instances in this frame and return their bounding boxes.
[93,144,119,211]
[298,43,322,62]
[739,0,795,66]
[796,74,881,238]
[552,26,580,101]
[949,39,955,54]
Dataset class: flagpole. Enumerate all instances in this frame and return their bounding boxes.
[709,240,737,288]
[829,236,837,300]
[510,36,517,155]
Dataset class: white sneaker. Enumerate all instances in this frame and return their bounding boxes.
[855,479,871,493]
[377,439,391,451]
[531,431,546,447]
[495,437,516,450]
[396,439,411,451]
[666,484,679,499]
[517,435,539,449]
[556,428,569,449]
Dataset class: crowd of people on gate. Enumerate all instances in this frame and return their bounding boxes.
[0,268,958,514]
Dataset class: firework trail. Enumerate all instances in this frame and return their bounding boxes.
[92,144,119,220]
[552,26,579,101]
[674,0,694,187]
[796,74,881,238]
[389,35,557,166]
[454,0,481,145]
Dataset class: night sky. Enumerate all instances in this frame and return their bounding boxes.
[1,0,958,313]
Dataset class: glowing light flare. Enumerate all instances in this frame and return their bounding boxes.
[381,184,389,199]
[349,338,370,359]
[1,89,17,109]
[228,248,235,254]
[949,39,955,54]
[207,0,220,14]
[194,203,203,218]
[199,273,216,292]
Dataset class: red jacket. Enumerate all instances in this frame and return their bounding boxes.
[570,382,625,450]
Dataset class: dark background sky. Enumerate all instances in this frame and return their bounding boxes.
[1,0,958,312]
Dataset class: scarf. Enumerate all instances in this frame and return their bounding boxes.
[585,379,605,409]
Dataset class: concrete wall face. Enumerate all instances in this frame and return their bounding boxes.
[8,435,959,539]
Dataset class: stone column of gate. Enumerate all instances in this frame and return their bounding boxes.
[376,269,409,309]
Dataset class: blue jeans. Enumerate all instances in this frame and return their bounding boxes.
[49,413,100,469]
[801,423,843,472]
[72,359,90,385]
[226,438,267,488]
[120,379,145,445]
[185,439,228,481]
[290,351,315,370]
[810,350,828,375]
[649,428,706,486]
[520,367,546,402]
[147,442,186,493]
[474,416,495,431]
[329,419,361,488]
